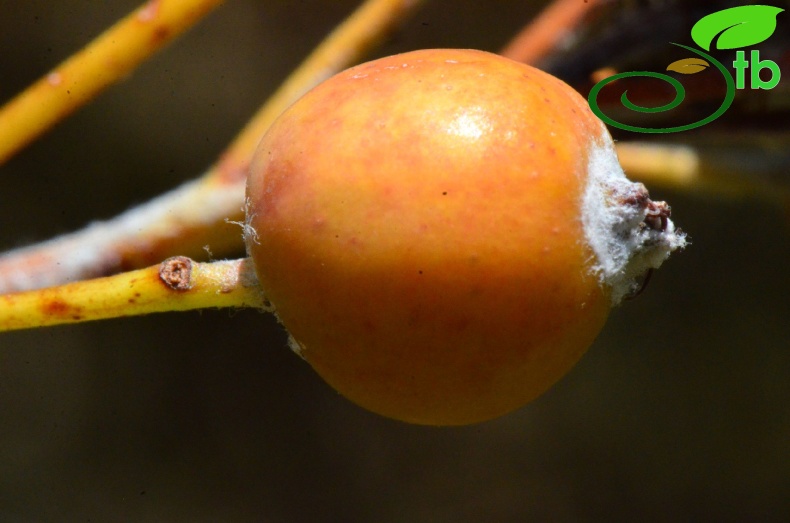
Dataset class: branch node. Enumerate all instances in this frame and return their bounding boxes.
[159,256,193,291]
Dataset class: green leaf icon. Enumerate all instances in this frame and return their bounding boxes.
[667,58,710,74]
[691,5,784,51]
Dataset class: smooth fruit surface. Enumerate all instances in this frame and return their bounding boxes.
[246,49,612,425]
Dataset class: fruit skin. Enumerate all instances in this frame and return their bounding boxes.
[246,49,612,425]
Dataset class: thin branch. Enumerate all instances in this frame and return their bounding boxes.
[500,0,606,65]
[616,138,790,203]
[213,0,428,184]
[0,178,245,292]
[0,0,226,166]
[0,0,427,294]
[0,257,265,332]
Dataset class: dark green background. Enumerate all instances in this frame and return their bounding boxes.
[0,1,788,520]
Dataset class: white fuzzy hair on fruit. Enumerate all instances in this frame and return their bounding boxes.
[582,136,687,305]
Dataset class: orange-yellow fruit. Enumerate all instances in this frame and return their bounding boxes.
[245,49,684,425]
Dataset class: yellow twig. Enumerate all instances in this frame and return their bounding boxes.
[616,140,790,203]
[214,0,426,179]
[0,0,225,166]
[0,257,265,332]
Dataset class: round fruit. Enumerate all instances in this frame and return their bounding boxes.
[245,49,685,425]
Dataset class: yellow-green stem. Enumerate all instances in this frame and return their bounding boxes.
[0,257,265,332]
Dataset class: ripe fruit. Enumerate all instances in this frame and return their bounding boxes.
[245,49,685,425]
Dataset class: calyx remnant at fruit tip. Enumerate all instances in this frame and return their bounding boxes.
[582,139,687,305]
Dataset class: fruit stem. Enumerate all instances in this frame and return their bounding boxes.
[0,257,266,333]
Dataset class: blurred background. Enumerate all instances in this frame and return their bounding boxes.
[0,0,788,520]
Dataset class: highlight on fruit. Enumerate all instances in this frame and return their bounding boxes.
[0,49,686,426]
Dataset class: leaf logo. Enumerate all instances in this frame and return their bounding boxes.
[588,5,783,133]
[667,58,710,74]
[691,5,784,51]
